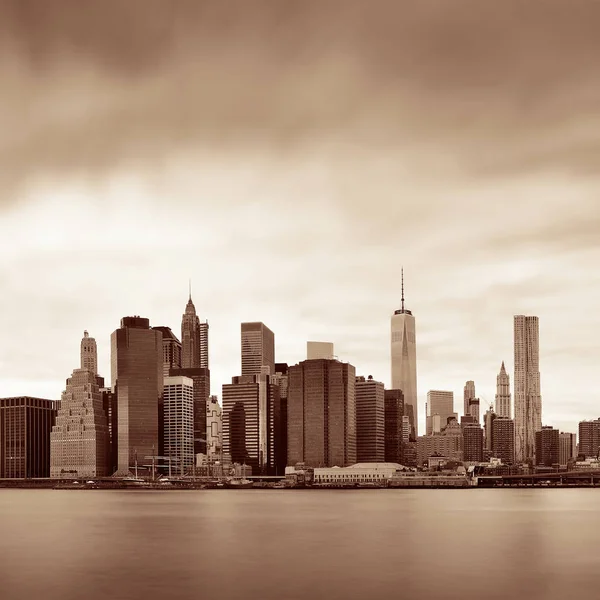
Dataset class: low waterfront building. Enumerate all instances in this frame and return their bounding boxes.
[313,462,403,485]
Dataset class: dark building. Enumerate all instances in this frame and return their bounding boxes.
[461,415,476,427]
[111,316,163,476]
[384,388,404,464]
[287,359,356,468]
[170,367,210,455]
[355,376,385,462]
[221,374,280,474]
[241,322,275,376]
[463,424,484,462]
[535,426,560,467]
[273,363,289,473]
[0,397,58,478]
[484,409,497,452]
[492,417,515,465]
[578,419,600,458]
[153,326,182,377]
[101,388,118,475]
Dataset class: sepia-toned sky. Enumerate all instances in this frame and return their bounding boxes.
[1,0,599,436]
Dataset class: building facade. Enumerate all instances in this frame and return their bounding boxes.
[495,361,511,419]
[416,421,463,466]
[559,432,577,466]
[464,381,475,417]
[463,424,484,462]
[288,358,356,468]
[50,368,109,478]
[181,294,209,370]
[307,342,334,360]
[111,316,163,476]
[272,363,289,474]
[492,417,515,465]
[80,330,98,374]
[426,390,456,435]
[578,419,600,458]
[484,408,497,452]
[355,376,385,462]
[514,315,542,462]
[384,388,404,464]
[163,376,194,475]
[0,397,58,478]
[206,395,222,461]
[222,373,280,475]
[391,270,418,439]
[535,426,559,467]
[153,326,182,377]
[241,322,275,376]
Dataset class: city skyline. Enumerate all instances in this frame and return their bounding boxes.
[1,1,599,439]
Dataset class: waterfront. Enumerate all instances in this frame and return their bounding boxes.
[1,490,599,599]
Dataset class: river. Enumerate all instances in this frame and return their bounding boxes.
[0,489,598,599]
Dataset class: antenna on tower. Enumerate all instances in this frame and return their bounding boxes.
[189,278,192,300]
[401,267,405,312]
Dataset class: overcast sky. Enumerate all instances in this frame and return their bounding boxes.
[1,0,599,436]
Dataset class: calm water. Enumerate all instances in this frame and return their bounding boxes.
[0,489,599,599]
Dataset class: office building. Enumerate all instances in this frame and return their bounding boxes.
[426,391,456,435]
[535,426,559,467]
[468,398,480,424]
[514,315,542,462]
[50,367,110,478]
[495,362,511,419]
[272,363,289,473]
[416,421,463,466]
[206,395,222,461]
[463,424,484,462]
[288,358,356,468]
[153,326,182,377]
[355,376,385,462]
[559,432,577,466]
[111,316,163,476]
[222,373,280,475]
[578,419,600,458]
[101,387,118,475]
[80,330,98,374]
[492,417,515,464]
[241,322,275,376]
[181,292,209,369]
[464,381,475,417]
[384,388,404,464]
[0,397,58,478]
[484,407,497,451]
[163,376,194,475]
[391,269,418,438]
[307,342,334,360]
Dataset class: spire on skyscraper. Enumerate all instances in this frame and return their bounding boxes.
[401,267,405,312]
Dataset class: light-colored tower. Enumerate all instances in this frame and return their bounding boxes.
[495,362,511,418]
[426,390,455,435]
[241,322,275,376]
[463,381,475,417]
[51,368,109,478]
[80,330,98,374]
[163,376,194,475]
[307,341,334,360]
[206,395,222,461]
[181,287,209,370]
[514,315,542,462]
[391,269,418,439]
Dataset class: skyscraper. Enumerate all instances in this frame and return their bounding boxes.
[464,381,475,417]
[484,407,497,452]
[495,362,511,419]
[391,269,418,439]
[222,373,280,474]
[535,426,559,467]
[111,316,163,476]
[355,376,385,462]
[426,390,456,435]
[559,432,577,466]
[578,419,600,458]
[163,376,194,475]
[287,358,356,468]
[492,417,515,464]
[51,368,109,478]
[206,395,222,461]
[80,330,98,374]
[384,388,404,464]
[181,291,209,370]
[514,315,542,462]
[241,322,275,376]
[463,424,484,462]
[153,326,182,377]
[272,363,289,474]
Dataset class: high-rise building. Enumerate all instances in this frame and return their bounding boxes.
[484,407,497,452]
[578,419,600,458]
[426,391,455,435]
[111,316,163,476]
[222,373,280,474]
[495,362,511,418]
[181,293,209,370]
[288,358,356,468]
[355,376,385,462]
[206,395,222,461]
[384,388,404,464]
[241,322,275,376]
[51,368,109,478]
[468,398,480,424]
[307,342,334,360]
[0,397,58,478]
[80,330,98,374]
[464,381,475,417]
[391,269,418,439]
[101,386,118,475]
[272,363,289,474]
[153,326,182,378]
[416,421,463,466]
[514,315,542,462]
[559,432,577,466]
[163,376,194,475]
[535,426,559,467]
[492,417,515,464]
[463,424,484,462]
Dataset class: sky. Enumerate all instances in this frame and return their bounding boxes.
[1,0,599,436]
